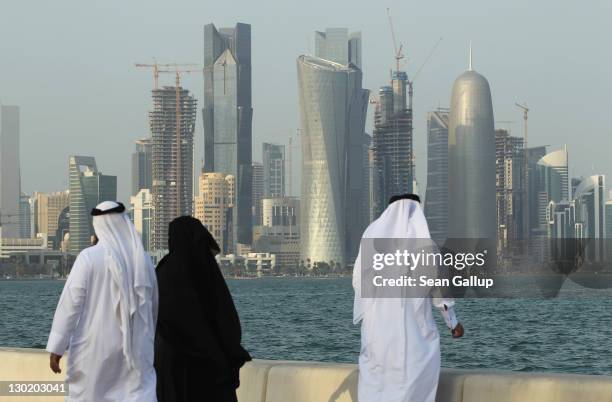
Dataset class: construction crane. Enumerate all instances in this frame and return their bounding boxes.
[134,59,199,89]
[135,62,202,216]
[407,37,442,111]
[386,8,405,74]
[515,102,530,240]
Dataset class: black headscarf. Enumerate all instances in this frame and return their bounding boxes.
[155,216,251,386]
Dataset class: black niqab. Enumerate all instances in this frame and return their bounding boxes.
[155,216,251,400]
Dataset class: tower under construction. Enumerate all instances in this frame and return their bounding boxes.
[371,71,414,218]
[150,86,197,251]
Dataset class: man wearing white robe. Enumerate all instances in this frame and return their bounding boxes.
[353,195,463,402]
[47,201,158,402]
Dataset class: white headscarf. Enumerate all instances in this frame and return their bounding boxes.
[92,201,156,369]
[352,198,432,324]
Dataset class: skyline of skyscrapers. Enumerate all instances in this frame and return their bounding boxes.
[149,86,197,251]
[297,27,369,267]
[68,155,117,254]
[203,22,253,251]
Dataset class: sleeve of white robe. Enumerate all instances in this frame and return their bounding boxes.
[433,297,458,330]
[46,252,90,355]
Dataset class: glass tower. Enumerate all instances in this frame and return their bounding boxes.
[131,138,152,196]
[0,105,21,238]
[68,156,117,254]
[262,143,285,198]
[203,22,252,250]
[424,109,449,244]
[297,54,369,268]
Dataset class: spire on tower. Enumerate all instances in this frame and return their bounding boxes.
[468,41,473,71]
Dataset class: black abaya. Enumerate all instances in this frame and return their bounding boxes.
[154,216,251,402]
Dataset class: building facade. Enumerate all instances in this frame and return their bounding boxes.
[573,175,606,261]
[297,52,369,268]
[35,191,70,249]
[252,162,263,226]
[150,86,197,251]
[0,105,21,238]
[68,156,117,254]
[131,138,152,196]
[254,197,300,269]
[203,22,253,249]
[262,143,285,198]
[194,172,234,254]
[130,188,153,252]
[424,109,449,244]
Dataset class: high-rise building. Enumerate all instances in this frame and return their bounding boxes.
[19,193,31,238]
[150,86,197,251]
[297,46,369,267]
[526,146,548,239]
[424,109,449,244]
[495,129,525,252]
[252,162,263,225]
[131,138,152,196]
[203,22,253,249]
[35,190,70,249]
[448,54,496,242]
[534,148,569,237]
[130,189,153,252]
[0,105,21,238]
[262,143,285,198]
[315,28,362,68]
[574,174,606,261]
[194,172,234,254]
[371,72,414,218]
[68,156,117,254]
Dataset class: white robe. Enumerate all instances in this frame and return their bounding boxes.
[353,199,457,402]
[47,244,158,402]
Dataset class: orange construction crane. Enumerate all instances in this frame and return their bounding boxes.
[134,59,199,89]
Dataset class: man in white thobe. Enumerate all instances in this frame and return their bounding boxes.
[353,194,464,402]
[47,201,158,402]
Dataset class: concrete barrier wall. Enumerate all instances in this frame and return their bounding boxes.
[1,348,611,402]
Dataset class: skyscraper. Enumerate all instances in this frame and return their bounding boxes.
[19,193,31,238]
[297,36,369,267]
[448,52,496,241]
[424,109,449,244]
[203,22,253,249]
[0,105,21,238]
[371,72,414,218]
[534,148,569,236]
[574,174,606,261]
[131,138,152,196]
[149,86,197,251]
[252,162,263,225]
[262,143,285,198]
[68,156,117,254]
[495,129,525,253]
[315,28,362,68]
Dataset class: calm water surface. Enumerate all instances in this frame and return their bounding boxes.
[1,278,611,375]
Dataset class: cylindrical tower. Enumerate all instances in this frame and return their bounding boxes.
[448,68,496,241]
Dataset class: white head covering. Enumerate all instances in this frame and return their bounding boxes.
[352,198,432,324]
[92,201,156,369]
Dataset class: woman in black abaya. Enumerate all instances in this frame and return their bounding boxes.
[154,216,251,402]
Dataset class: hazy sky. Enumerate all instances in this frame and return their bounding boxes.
[1,0,610,203]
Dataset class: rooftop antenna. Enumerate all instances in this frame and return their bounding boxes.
[468,41,473,71]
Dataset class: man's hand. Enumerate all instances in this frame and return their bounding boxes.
[50,353,62,374]
[451,323,464,338]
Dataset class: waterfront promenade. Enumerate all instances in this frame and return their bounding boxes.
[1,348,611,402]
